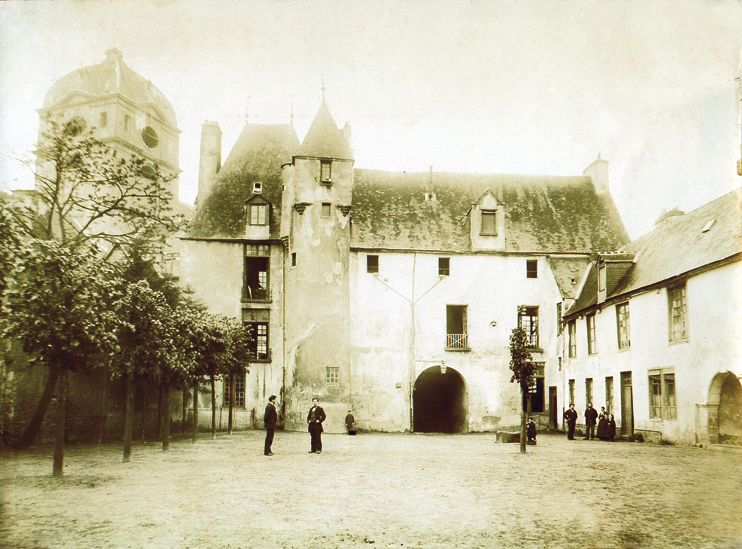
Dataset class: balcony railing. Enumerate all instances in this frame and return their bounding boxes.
[446,333,469,351]
[242,287,272,301]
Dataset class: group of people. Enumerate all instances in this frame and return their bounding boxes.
[263,396,356,456]
[563,402,616,441]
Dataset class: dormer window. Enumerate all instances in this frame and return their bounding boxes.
[248,204,268,226]
[320,160,332,185]
[481,210,497,235]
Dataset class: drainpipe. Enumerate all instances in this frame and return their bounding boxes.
[409,253,417,431]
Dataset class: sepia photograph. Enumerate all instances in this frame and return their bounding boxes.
[1,1,741,547]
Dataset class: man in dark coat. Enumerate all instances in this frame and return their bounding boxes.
[307,397,326,453]
[264,395,278,456]
[345,410,356,435]
[526,417,537,445]
[584,403,598,440]
[564,403,578,440]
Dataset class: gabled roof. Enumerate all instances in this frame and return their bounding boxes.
[613,188,742,295]
[566,188,742,317]
[297,99,353,160]
[350,170,629,253]
[548,256,592,299]
[42,49,177,127]
[190,123,299,239]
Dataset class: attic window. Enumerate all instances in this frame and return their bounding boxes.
[480,210,497,236]
[320,160,332,184]
[701,219,716,233]
[253,181,263,194]
[248,204,268,226]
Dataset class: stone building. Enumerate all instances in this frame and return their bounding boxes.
[181,97,629,433]
[561,189,742,444]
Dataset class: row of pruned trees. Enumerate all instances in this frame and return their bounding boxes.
[0,118,252,476]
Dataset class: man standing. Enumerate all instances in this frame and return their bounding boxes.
[307,397,326,453]
[564,403,578,440]
[345,410,356,435]
[584,402,598,440]
[264,395,277,456]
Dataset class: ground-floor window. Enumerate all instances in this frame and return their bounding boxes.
[223,373,246,408]
[528,363,545,413]
[648,369,676,420]
[605,376,614,415]
[569,379,575,405]
[326,367,339,386]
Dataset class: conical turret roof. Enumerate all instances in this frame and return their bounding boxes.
[298,99,353,160]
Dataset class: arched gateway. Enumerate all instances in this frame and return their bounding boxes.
[708,372,742,444]
[413,366,468,433]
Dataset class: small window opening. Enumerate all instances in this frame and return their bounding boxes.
[438,257,450,276]
[99,112,107,128]
[291,253,297,267]
[481,210,497,235]
[367,254,379,274]
[253,181,263,194]
[526,260,538,278]
[321,160,332,183]
[321,203,331,217]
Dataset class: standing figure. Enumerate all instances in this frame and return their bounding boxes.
[564,404,578,440]
[345,410,356,435]
[264,395,278,456]
[607,414,617,442]
[597,406,609,440]
[526,417,537,445]
[584,403,598,440]
[307,397,326,454]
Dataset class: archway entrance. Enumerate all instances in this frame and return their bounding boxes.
[413,366,467,433]
[709,372,742,444]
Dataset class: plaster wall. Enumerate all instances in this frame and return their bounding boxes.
[563,260,742,444]
[349,251,565,432]
[179,240,243,317]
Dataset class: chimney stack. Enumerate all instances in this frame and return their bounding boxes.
[197,121,222,209]
[583,153,609,195]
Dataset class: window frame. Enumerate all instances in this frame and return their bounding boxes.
[568,320,577,358]
[569,379,575,406]
[586,313,597,355]
[244,245,270,301]
[648,369,677,420]
[320,159,332,183]
[526,260,538,279]
[326,366,339,386]
[321,202,332,217]
[438,257,450,276]
[248,203,268,226]
[668,284,688,343]
[367,254,379,274]
[585,378,593,406]
[446,304,469,351]
[480,209,497,236]
[223,372,246,408]
[518,306,539,349]
[616,302,631,350]
[605,376,614,416]
[528,363,546,413]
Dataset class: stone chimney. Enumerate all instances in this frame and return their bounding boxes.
[342,121,352,149]
[197,121,222,209]
[583,153,609,195]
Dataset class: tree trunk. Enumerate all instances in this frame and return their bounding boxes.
[123,373,136,463]
[211,375,217,440]
[52,370,68,477]
[98,361,108,444]
[141,384,146,442]
[157,383,162,439]
[160,382,170,451]
[520,384,528,454]
[228,375,235,435]
[182,386,187,435]
[14,359,60,449]
[192,380,198,444]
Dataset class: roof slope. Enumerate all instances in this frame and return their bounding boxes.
[566,188,742,317]
[613,187,742,295]
[351,170,629,253]
[43,49,177,127]
[190,123,299,238]
[548,256,592,299]
[297,99,353,159]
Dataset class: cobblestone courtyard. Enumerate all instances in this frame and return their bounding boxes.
[1,431,741,549]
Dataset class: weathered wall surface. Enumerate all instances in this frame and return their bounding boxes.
[563,260,742,444]
[179,240,243,317]
[349,251,564,432]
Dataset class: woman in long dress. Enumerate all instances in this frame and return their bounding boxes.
[597,406,609,440]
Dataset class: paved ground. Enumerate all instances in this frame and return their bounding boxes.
[1,430,741,549]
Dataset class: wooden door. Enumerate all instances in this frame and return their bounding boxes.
[621,372,633,435]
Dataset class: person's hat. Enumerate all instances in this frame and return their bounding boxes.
[312,397,318,402]
[269,395,277,402]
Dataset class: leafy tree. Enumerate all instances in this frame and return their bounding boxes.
[510,315,536,454]
[1,239,116,473]
[222,320,253,435]
[3,117,185,449]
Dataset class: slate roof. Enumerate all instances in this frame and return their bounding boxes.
[42,49,177,127]
[566,188,742,317]
[189,123,299,238]
[297,99,353,160]
[547,256,592,299]
[350,170,629,253]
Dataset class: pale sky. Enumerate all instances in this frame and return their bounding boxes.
[1,0,740,240]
